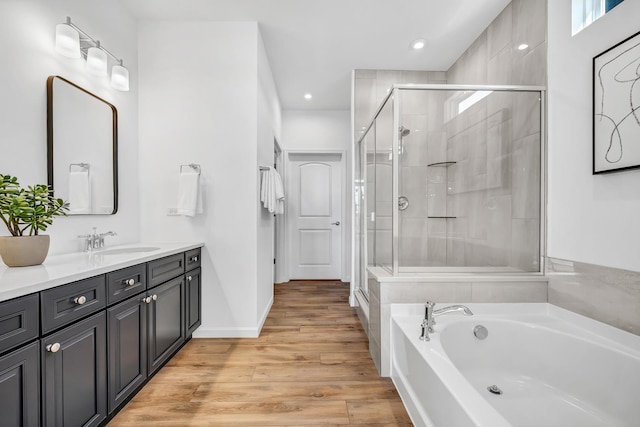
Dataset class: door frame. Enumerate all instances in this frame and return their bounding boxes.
[279,149,348,283]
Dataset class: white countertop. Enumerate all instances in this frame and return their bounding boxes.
[0,242,204,302]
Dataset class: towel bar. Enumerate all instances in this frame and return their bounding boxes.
[69,162,90,171]
[180,163,201,173]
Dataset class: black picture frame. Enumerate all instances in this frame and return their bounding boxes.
[592,30,640,174]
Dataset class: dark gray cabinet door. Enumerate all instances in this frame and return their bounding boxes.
[0,341,40,427]
[147,276,184,375]
[107,296,147,414]
[42,312,107,427]
[185,267,202,337]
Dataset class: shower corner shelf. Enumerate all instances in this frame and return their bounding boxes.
[427,161,457,167]
[427,216,457,219]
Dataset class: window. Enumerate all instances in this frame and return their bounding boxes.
[572,0,625,35]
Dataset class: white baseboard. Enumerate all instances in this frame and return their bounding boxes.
[191,296,274,339]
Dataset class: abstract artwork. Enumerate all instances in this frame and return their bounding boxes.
[593,30,640,174]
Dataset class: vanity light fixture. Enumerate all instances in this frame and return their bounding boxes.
[86,42,108,76]
[304,93,313,100]
[54,17,129,91]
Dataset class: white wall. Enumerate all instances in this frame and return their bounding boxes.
[257,30,282,327]
[138,21,281,337]
[281,110,352,281]
[282,110,351,151]
[0,0,139,254]
[548,0,640,272]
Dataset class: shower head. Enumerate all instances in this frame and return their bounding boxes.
[399,126,410,137]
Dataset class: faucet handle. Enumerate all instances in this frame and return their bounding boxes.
[425,301,435,309]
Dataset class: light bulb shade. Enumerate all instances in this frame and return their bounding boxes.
[111,64,130,91]
[55,23,81,58]
[86,47,108,76]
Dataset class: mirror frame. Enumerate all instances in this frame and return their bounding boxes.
[46,75,119,214]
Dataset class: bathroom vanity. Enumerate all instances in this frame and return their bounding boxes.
[0,243,203,426]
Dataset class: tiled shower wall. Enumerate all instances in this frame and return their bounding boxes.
[444,0,546,272]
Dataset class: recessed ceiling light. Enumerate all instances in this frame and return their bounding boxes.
[411,39,426,50]
[304,93,312,100]
[517,43,529,51]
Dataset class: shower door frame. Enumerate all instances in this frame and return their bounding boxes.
[359,84,547,277]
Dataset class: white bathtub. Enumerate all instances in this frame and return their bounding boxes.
[390,303,640,427]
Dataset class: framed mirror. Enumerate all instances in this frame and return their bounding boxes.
[47,76,118,214]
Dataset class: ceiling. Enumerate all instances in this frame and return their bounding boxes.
[119,0,510,110]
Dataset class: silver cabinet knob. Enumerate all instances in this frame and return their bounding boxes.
[46,343,61,353]
[142,296,151,304]
[126,278,136,286]
[152,294,158,301]
[187,276,192,281]
[74,295,87,305]
[193,256,198,262]
[331,221,341,226]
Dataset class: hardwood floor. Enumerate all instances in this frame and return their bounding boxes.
[109,281,412,426]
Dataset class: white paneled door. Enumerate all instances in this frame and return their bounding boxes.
[288,152,343,279]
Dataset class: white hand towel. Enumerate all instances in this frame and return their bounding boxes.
[68,170,91,214]
[177,171,201,217]
[271,168,285,215]
[260,167,285,215]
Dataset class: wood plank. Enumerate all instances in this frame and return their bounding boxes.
[108,281,412,426]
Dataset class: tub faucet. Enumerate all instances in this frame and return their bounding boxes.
[419,301,473,341]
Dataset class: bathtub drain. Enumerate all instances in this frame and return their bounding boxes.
[487,385,503,395]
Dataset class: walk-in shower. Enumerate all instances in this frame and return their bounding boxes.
[354,84,545,296]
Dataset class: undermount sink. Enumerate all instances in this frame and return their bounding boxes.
[96,246,160,255]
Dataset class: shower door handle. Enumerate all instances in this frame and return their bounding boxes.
[331,221,341,226]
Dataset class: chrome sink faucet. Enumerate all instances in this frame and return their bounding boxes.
[78,227,117,251]
[419,301,473,341]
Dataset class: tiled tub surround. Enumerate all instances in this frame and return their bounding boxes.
[0,242,203,302]
[391,303,640,427]
[547,257,640,336]
[367,267,547,376]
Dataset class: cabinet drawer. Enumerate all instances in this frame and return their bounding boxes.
[41,275,106,334]
[0,294,39,355]
[185,248,201,271]
[107,264,147,305]
[147,253,185,288]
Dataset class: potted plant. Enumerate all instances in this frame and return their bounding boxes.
[0,174,68,267]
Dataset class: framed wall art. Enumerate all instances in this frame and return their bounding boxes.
[593,30,640,174]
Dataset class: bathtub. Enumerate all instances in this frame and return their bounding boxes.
[390,303,640,427]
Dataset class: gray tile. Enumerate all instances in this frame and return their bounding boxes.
[488,45,513,85]
[380,282,472,304]
[511,91,542,140]
[355,69,377,79]
[488,3,513,58]
[512,0,547,51]
[511,218,540,271]
[512,42,547,86]
[511,133,541,219]
[547,258,640,336]
[472,281,547,303]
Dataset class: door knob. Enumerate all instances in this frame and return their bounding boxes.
[331,221,340,226]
